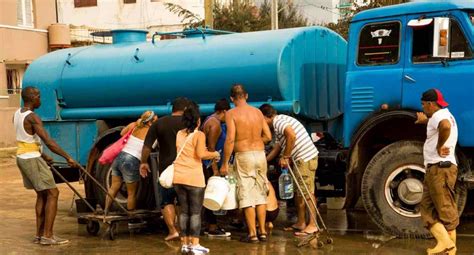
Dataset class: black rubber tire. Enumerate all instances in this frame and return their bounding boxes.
[86,220,100,236]
[361,140,467,238]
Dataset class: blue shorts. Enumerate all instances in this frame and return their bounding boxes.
[111,152,140,183]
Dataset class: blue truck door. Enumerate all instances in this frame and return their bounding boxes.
[402,13,474,147]
[343,18,405,147]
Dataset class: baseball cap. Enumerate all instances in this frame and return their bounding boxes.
[421,88,448,108]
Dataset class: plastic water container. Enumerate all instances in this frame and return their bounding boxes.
[279,168,294,199]
[221,175,238,210]
[204,176,230,210]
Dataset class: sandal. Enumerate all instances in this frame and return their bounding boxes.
[240,235,259,243]
[283,225,304,232]
[294,230,318,237]
[258,233,267,242]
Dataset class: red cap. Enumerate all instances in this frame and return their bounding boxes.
[421,88,449,108]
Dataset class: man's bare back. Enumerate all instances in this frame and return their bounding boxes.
[227,104,267,152]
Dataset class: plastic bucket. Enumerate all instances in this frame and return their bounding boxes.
[221,180,237,210]
[204,177,229,211]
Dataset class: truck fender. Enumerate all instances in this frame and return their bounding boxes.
[84,126,123,198]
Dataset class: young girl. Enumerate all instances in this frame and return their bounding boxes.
[173,103,220,254]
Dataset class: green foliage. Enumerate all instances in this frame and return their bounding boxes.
[325,0,410,40]
[164,3,204,28]
[165,0,308,33]
[259,0,308,30]
[213,1,265,32]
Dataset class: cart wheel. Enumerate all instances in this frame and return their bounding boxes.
[317,241,324,248]
[326,237,333,244]
[86,220,100,235]
[109,223,117,240]
[129,228,140,235]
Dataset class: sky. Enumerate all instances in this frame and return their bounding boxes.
[290,0,342,25]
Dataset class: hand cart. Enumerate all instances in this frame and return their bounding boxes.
[285,158,334,249]
[50,163,160,240]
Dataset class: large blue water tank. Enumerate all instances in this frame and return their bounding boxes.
[23,27,346,121]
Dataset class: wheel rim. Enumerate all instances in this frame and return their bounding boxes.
[384,164,425,218]
[106,167,128,204]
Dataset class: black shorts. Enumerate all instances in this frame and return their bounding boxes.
[266,207,280,223]
[159,184,178,208]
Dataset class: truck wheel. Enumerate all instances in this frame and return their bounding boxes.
[361,140,467,238]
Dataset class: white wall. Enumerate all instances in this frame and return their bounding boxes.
[57,0,206,31]
[274,0,341,25]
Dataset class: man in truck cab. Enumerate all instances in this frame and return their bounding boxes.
[416,89,458,255]
[14,86,79,245]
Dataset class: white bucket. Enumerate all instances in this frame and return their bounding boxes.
[204,177,229,211]
[221,180,237,210]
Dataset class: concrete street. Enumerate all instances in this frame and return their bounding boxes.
[1,156,473,254]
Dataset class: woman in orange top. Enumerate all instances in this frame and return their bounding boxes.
[173,102,220,255]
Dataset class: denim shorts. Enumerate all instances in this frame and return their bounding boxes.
[111,152,140,183]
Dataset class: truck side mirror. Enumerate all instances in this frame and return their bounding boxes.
[433,17,450,58]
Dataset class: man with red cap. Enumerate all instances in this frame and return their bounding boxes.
[415,88,458,255]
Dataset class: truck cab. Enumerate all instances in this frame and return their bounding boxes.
[343,1,474,238]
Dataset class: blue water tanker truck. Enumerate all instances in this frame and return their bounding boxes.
[23,0,474,238]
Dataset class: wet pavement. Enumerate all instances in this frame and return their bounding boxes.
[1,158,474,254]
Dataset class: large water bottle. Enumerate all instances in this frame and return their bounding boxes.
[279,168,294,199]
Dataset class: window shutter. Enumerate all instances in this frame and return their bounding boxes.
[24,0,33,27]
[17,0,24,25]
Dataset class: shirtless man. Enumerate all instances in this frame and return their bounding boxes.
[220,84,272,243]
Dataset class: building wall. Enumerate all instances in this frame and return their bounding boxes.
[34,0,58,29]
[57,0,206,31]
[0,28,49,61]
[0,0,16,25]
[0,107,17,148]
[0,0,56,147]
[0,0,55,96]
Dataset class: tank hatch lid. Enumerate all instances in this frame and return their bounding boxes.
[110,29,148,44]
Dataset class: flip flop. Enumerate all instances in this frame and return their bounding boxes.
[240,235,259,243]
[294,231,318,237]
[283,225,304,232]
